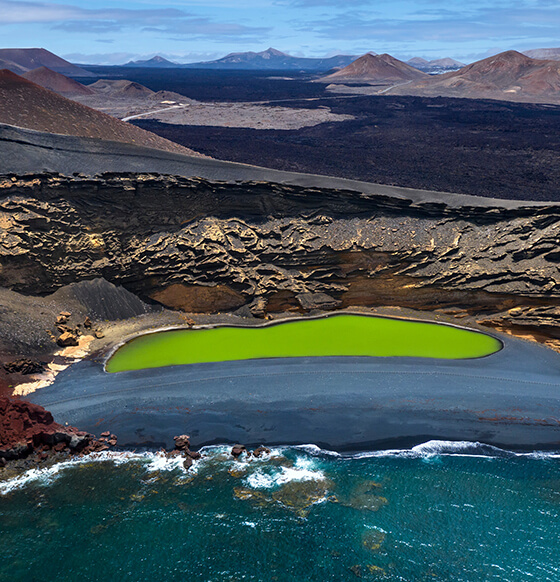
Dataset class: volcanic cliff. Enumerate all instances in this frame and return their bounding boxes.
[2,173,560,351]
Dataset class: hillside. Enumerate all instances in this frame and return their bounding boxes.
[0,48,93,77]
[185,48,357,71]
[321,53,427,83]
[88,79,156,98]
[388,50,560,103]
[22,67,94,96]
[0,70,198,155]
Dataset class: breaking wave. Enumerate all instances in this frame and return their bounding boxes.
[2,440,559,495]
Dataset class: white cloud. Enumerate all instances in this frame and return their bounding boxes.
[0,0,270,39]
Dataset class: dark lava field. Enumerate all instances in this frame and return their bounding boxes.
[84,68,560,201]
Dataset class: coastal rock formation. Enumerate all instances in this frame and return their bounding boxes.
[0,396,90,460]
[172,434,202,469]
[2,173,560,348]
[231,445,247,458]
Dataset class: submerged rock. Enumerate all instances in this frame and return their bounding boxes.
[253,445,271,458]
[271,479,332,517]
[231,444,247,458]
[338,480,388,512]
[362,529,386,551]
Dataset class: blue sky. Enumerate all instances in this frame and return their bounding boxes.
[1,0,559,64]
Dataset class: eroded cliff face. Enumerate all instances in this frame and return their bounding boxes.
[2,173,560,348]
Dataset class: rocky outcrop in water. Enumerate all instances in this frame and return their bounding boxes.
[0,396,90,460]
[0,396,123,463]
[2,173,560,347]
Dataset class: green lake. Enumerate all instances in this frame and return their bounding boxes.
[106,314,502,373]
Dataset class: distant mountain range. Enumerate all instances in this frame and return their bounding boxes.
[407,57,465,73]
[0,48,94,77]
[187,48,358,71]
[122,48,465,74]
[523,48,560,61]
[3,46,560,107]
[124,56,179,68]
[125,48,357,72]
[321,53,427,83]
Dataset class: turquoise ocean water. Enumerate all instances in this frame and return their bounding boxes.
[1,442,559,582]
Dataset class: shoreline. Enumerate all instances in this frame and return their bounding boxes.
[3,439,560,495]
[26,326,560,452]
[4,304,560,471]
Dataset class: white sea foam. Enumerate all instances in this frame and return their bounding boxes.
[293,444,341,457]
[144,451,199,473]
[245,456,326,490]
[2,440,558,495]
[0,464,65,495]
[351,440,560,459]
[0,450,198,495]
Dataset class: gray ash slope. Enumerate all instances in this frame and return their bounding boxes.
[0,122,537,206]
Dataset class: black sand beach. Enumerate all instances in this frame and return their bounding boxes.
[27,329,560,451]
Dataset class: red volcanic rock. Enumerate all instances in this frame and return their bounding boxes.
[0,396,91,460]
[253,445,271,458]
